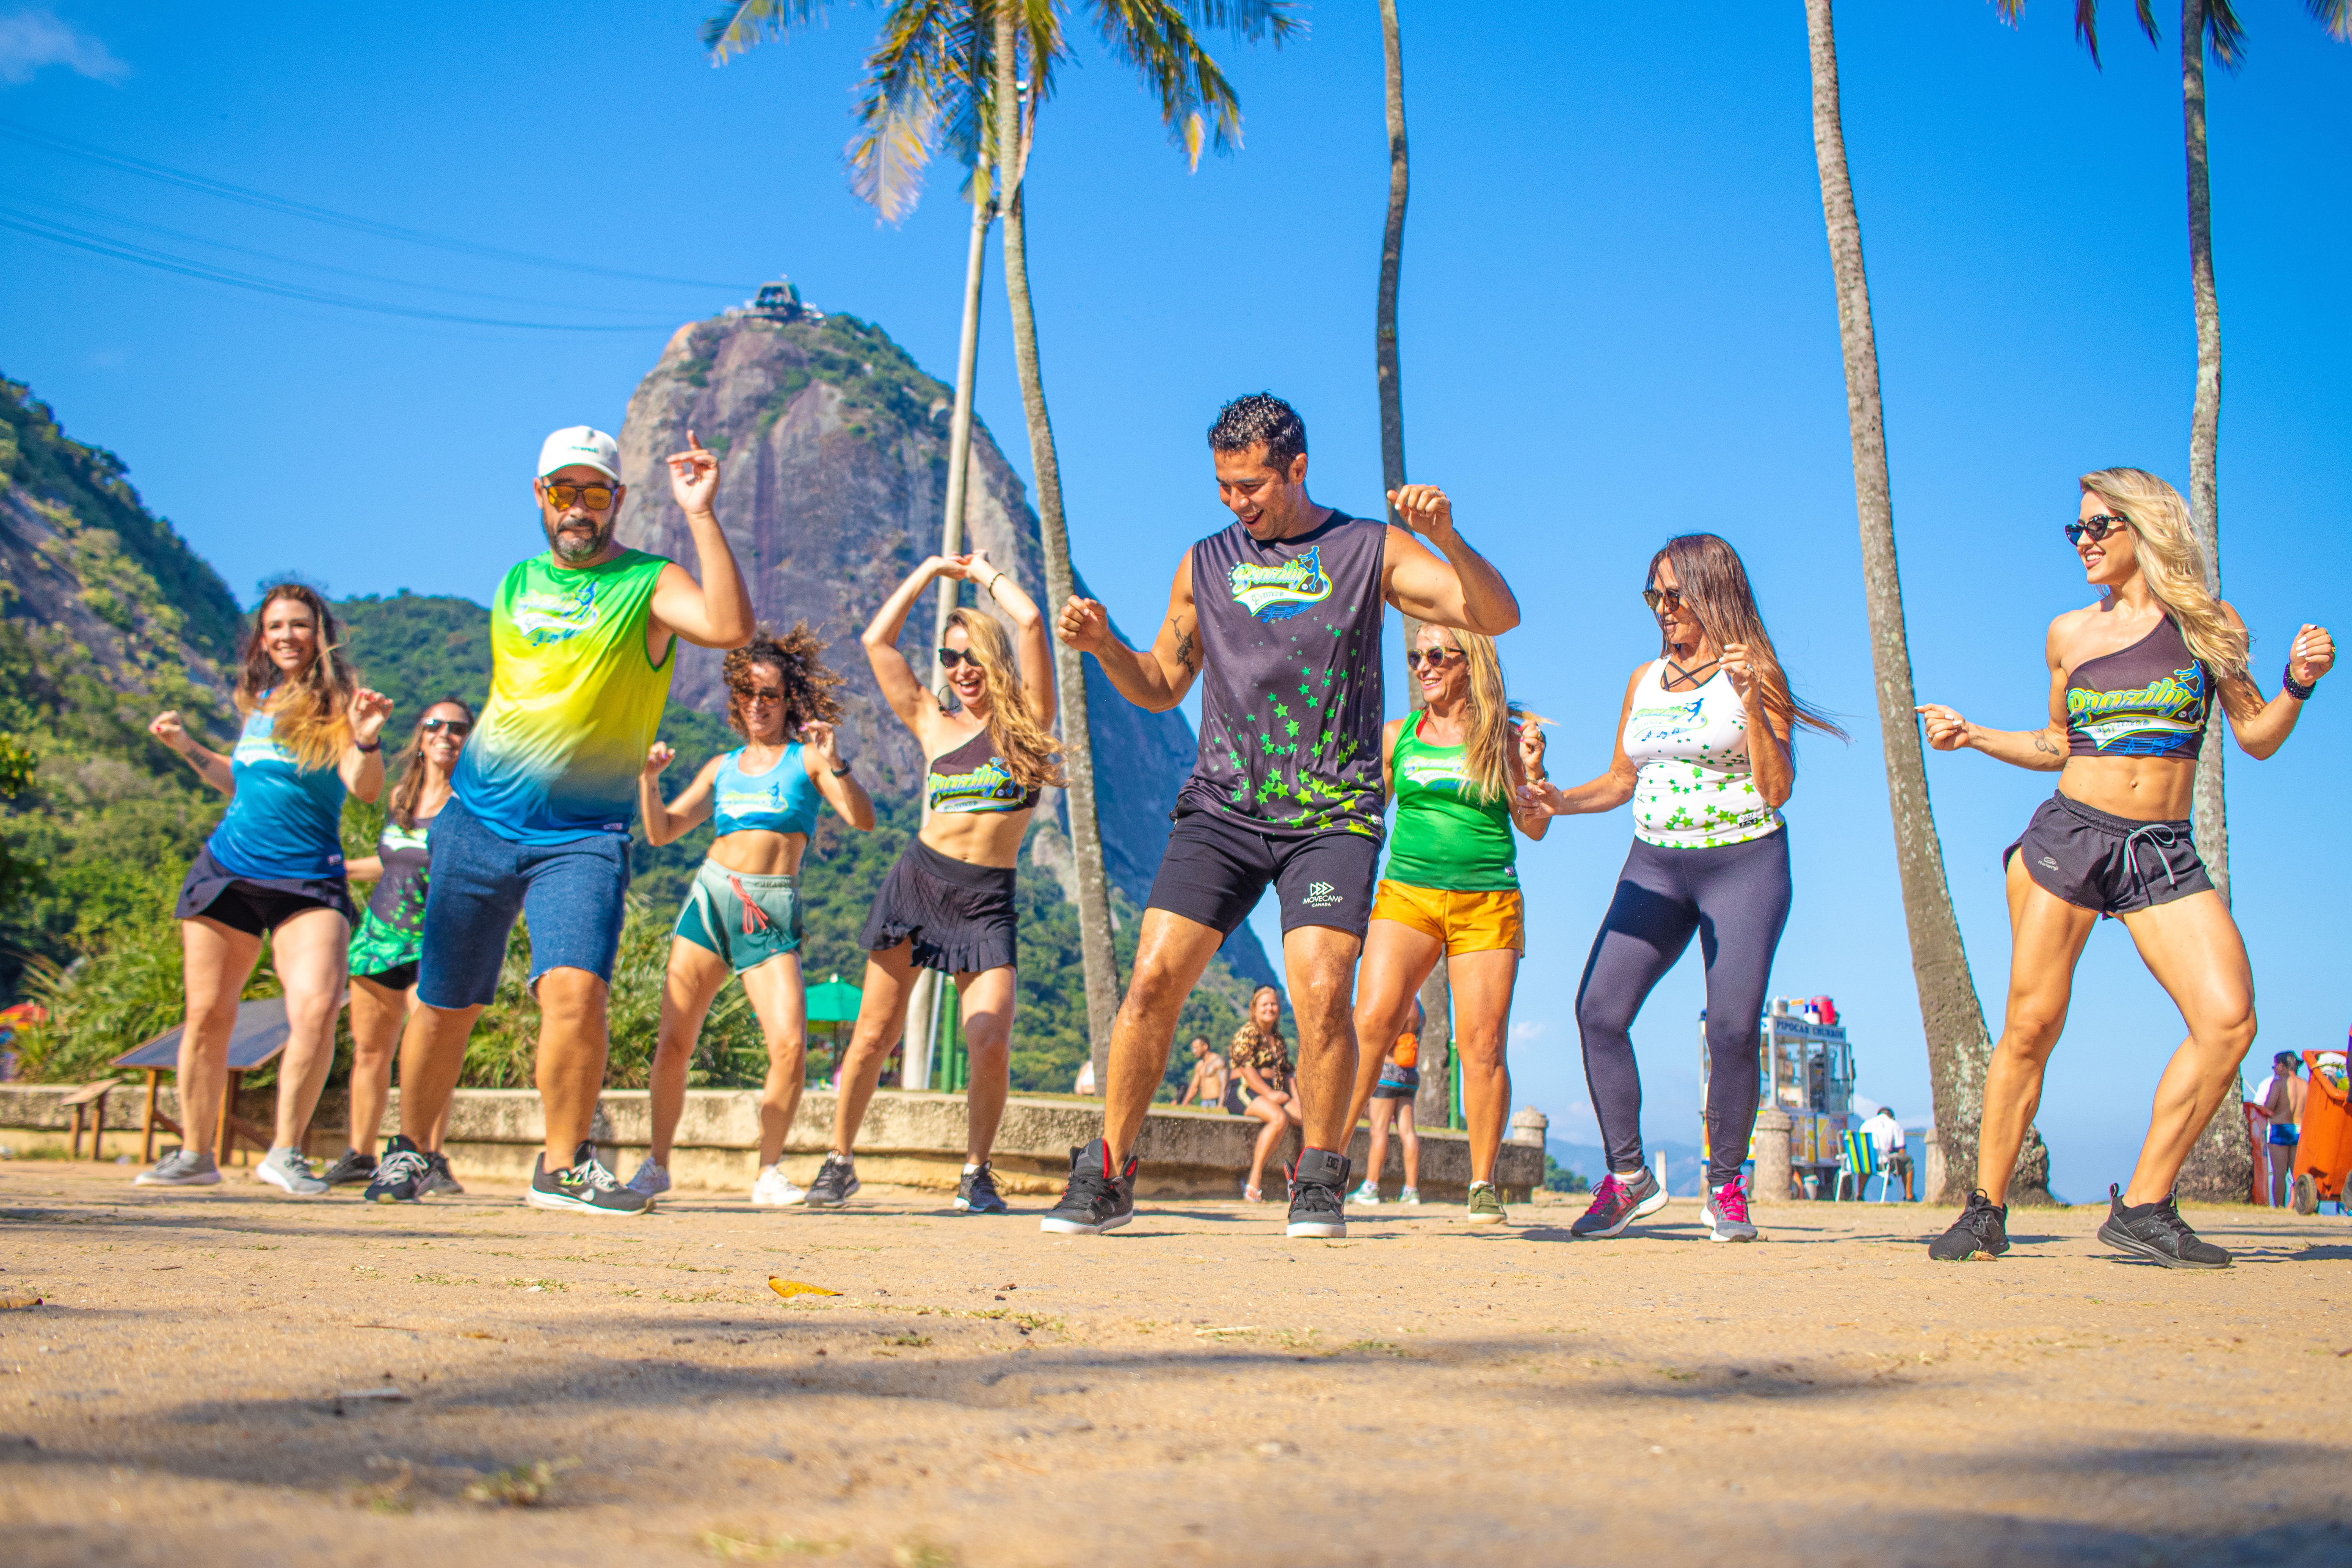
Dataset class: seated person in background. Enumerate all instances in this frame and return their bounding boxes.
[1861,1105,1911,1201]
[1175,1036,1227,1109]
[1352,1000,1426,1208]
[1230,986,1301,1201]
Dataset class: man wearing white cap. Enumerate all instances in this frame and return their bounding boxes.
[366,426,751,1212]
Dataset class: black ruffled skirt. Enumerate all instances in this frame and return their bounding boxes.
[857,839,1019,975]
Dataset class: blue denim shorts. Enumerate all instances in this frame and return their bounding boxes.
[416,797,631,1009]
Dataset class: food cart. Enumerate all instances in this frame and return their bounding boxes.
[1701,995,1855,1199]
[2290,1046,2352,1215]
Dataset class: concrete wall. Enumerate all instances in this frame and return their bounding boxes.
[0,1082,1545,1202]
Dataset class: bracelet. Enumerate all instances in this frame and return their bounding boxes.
[2283,665,2316,701]
[984,570,1005,597]
[355,739,381,753]
[831,762,852,777]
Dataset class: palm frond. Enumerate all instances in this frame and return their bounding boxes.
[2204,0,2247,69]
[2313,0,2352,43]
[703,0,837,64]
[848,0,962,221]
[1087,0,1254,165]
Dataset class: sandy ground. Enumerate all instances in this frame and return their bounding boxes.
[3,1162,2350,1567]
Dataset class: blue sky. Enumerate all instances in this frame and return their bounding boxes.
[4,2,2347,1201]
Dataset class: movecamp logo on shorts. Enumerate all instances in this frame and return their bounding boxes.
[1227,546,1333,622]
[1301,880,1343,909]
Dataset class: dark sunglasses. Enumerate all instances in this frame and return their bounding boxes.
[937,648,985,670]
[1642,584,1685,613]
[541,481,616,512]
[2064,513,2130,546]
[736,687,786,705]
[419,718,470,737]
[1405,647,1464,670]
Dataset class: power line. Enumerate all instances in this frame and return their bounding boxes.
[0,116,754,292]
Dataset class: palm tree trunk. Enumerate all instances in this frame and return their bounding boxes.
[2172,0,2253,1201]
[1804,0,2044,1203]
[1374,0,1451,1132]
[995,9,1119,1077]
[901,167,998,1092]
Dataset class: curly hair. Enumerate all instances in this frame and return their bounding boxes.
[723,622,847,739]
[234,581,357,771]
[1207,392,1307,471]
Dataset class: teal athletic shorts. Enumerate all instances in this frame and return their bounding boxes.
[674,859,804,973]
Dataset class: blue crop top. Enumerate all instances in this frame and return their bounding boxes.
[2065,616,2210,760]
[710,744,821,838]
[205,703,349,882]
[927,728,1042,815]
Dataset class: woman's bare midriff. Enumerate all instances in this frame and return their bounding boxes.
[2057,754,2196,823]
[708,829,808,877]
[920,809,1032,871]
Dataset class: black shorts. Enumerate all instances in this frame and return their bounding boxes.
[353,960,421,993]
[174,844,356,936]
[2003,791,2212,916]
[1372,1066,1421,1101]
[858,839,1019,975]
[1146,808,1381,940]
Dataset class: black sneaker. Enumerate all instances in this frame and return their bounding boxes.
[422,1152,465,1197]
[525,1142,650,1216]
[805,1152,860,1209]
[363,1135,432,1203]
[955,1162,1009,1215]
[1926,1189,2010,1261]
[317,1148,377,1187]
[1038,1139,1135,1235]
[1285,1148,1351,1239]
[2098,1184,2230,1270]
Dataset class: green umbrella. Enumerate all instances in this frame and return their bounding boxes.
[806,973,863,1025]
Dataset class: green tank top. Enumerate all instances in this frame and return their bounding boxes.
[1381,716,1518,892]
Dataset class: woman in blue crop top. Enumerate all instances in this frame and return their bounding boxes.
[1915,468,2334,1270]
[141,583,393,1194]
[632,624,875,1205]
[807,550,1060,1216]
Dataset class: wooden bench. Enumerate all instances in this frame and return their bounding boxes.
[113,999,291,1166]
[63,1079,122,1161]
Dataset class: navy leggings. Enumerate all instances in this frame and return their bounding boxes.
[1574,830,1792,1191]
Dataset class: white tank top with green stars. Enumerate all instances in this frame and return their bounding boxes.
[1621,661,1782,849]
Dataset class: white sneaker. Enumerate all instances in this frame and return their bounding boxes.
[1348,1181,1381,1207]
[625,1158,671,1198]
[1397,1187,1421,1207]
[255,1146,329,1196]
[134,1149,220,1187]
[751,1164,806,1207]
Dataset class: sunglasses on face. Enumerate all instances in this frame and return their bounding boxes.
[420,718,470,737]
[737,688,786,706]
[1405,648,1464,670]
[1642,584,1685,613]
[937,648,984,671]
[541,481,616,512]
[2065,513,2130,546]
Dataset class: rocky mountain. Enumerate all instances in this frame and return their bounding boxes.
[611,308,1273,986]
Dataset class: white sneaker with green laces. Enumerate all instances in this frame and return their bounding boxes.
[1348,1180,1381,1206]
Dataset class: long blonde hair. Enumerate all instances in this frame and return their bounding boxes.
[1414,627,1537,806]
[234,582,356,771]
[946,606,1065,792]
[2078,467,2249,678]
[385,698,472,829]
[1649,535,1847,742]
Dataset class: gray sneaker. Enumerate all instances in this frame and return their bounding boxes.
[134,1148,220,1187]
[256,1145,330,1196]
[1570,1167,1670,1239]
[805,1152,860,1209]
[625,1157,671,1198]
[421,1152,465,1197]
[317,1148,376,1187]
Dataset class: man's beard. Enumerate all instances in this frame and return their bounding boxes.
[543,512,615,563]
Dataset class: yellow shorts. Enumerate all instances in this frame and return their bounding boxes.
[1369,882,1524,956]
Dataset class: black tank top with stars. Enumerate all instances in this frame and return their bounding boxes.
[1176,509,1387,841]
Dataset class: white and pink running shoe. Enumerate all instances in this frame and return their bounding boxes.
[1704,1174,1757,1242]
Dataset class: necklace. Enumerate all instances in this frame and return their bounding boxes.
[1663,653,1721,690]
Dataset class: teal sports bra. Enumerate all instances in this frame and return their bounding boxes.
[711,745,821,838]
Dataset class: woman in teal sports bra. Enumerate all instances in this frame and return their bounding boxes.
[808,551,1060,1217]
[631,624,875,1205]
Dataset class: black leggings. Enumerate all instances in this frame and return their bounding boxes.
[1575,831,1792,1191]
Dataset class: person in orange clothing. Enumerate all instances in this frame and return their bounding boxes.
[1351,1000,1426,1207]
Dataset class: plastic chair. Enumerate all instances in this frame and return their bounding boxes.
[1834,1129,1880,1201]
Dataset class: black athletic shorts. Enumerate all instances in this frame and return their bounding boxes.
[353,960,421,993]
[2003,791,2212,917]
[1145,808,1381,940]
[174,844,356,936]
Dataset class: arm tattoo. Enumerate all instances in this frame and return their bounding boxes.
[1174,622,1196,674]
[2031,730,2060,757]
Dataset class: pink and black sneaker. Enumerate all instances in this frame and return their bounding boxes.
[1704,1174,1757,1242]
[1569,1167,1669,1239]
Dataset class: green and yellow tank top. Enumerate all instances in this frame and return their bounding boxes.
[1380,715,1517,893]
[452,548,674,845]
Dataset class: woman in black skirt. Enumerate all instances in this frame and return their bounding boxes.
[805,551,1060,1216]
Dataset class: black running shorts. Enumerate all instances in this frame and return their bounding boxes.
[2003,791,2212,916]
[1145,808,1380,940]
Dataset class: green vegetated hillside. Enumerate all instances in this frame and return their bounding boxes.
[0,380,1254,1098]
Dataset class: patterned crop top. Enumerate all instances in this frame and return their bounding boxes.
[2065,616,2210,760]
[927,728,1042,815]
[711,744,822,838]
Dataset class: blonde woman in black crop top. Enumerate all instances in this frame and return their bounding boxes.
[806,551,1061,1216]
[1914,468,2333,1270]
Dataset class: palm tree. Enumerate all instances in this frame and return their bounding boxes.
[1802,0,2047,1203]
[1991,1,2349,1198]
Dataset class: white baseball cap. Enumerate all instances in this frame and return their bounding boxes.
[537,426,621,482]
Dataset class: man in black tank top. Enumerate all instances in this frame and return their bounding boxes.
[1043,393,1522,1239]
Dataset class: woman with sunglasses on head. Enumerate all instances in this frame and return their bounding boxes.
[140,583,394,1192]
[321,700,473,1193]
[807,552,1060,1215]
[1346,625,1551,1223]
[628,625,875,1205]
[1917,470,2332,1269]
[1521,535,1843,1243]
